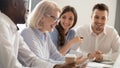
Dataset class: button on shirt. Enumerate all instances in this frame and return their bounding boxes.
[76,24,120,61]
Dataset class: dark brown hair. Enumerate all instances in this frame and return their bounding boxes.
[92,3,109,14]
[56,5,77,47]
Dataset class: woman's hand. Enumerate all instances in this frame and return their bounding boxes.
[54,62,77,68]
[70,36,83,44]
[75,56,88,65]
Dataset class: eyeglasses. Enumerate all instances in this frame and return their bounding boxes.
[46,14,60,24]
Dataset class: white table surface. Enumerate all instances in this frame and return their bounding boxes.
[86,62,113,68]
[112,54,120,68]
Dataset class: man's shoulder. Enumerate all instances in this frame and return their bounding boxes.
[0,12,9,25]
[75,24,90,31]
[105,25,117,34]
[105,25,115,31]
[0,11,17,31]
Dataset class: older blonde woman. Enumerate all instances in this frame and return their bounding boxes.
[21,0,88,68]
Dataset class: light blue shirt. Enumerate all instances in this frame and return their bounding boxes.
[21,27,65,63]
[50,28,76,51]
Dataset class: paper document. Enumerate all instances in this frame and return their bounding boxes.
[87,62,112,68]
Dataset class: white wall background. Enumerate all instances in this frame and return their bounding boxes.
[18,0,117,32]
[51,0,117,29]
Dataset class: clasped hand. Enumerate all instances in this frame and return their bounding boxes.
[88,50,103,62]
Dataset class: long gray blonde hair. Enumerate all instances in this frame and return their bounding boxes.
[27,0,60,29]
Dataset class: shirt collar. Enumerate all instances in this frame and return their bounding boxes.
[89,24,107,36]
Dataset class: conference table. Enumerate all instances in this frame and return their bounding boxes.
[86,54,120,68]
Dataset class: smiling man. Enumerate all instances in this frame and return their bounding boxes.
[76,3,120,62]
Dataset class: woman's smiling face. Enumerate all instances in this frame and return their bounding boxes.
[60,11,75,31]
